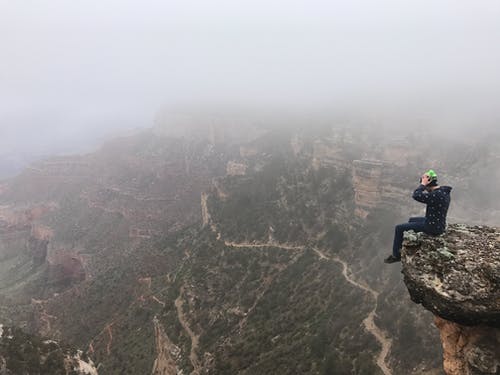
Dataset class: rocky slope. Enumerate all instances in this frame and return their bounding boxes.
[0,129,236,373]
[0,325,97,374]
[401,224,500,375]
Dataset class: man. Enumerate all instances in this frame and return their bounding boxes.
[384,169,452,264]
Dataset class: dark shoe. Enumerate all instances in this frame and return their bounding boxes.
[384,255,401,264]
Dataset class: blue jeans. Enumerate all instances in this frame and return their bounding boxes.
[392,217,426,257]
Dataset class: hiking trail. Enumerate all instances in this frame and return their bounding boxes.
[205,208,392,374]
[313,248,392,375]
[223,240,392,375]
[105,323,114,355]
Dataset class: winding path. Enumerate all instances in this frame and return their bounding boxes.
[313,249,392,375]
[224,242,393,375]
[105,323,114,355]
[206,211,392,374]
[224,240,303,251]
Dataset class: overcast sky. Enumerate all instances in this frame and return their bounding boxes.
[1,0,500,158]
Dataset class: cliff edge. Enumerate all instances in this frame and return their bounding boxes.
[401,224,500,375]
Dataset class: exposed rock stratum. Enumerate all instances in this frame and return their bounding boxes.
[401,224,500,375]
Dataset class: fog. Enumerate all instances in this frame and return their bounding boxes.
[1,0,500,167]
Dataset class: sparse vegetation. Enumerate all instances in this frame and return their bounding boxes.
[0,126,496,374]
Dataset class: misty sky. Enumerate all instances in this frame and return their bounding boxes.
[1,0,500,158]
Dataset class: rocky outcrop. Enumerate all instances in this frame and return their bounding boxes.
[0,204,85,289]
[0,205,54,266]
[0,325,97,375]
[402,224,500,375]
[201,192,211,228]
[0,203,56,227]
[352,159,383,218]
[0,222,31,262]
[47,251,86,287]
[434,316,499,375]
[151,317,180,375]
[351,158,415,218]
[311,139,350,171]
[27,237,49,267]
[226,161,247,176]
[402,224,499,326]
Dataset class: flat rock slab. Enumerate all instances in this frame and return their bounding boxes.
[402,224,500,327]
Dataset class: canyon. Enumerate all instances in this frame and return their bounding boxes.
[0,122,498,374]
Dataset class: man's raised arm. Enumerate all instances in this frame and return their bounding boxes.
[413,184,430,203]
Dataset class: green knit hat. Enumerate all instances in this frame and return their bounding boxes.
[425,169,438,181]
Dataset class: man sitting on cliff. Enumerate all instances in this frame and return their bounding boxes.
[384,169,452,264]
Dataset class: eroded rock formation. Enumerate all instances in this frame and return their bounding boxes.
[0,205,55,266]
[402,224,500,375]
[0,325,97,375]
[352,159,383,218]
[226,161,247,176]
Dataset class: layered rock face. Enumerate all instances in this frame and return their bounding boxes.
[0,205,53,267]
[352,159,383,218]
[401,224,500,375]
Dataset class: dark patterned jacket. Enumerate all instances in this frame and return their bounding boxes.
[412,185,452,234]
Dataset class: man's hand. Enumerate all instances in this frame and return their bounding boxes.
[420,174,430,186]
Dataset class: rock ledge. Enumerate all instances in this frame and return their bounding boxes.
[401,223,500,328]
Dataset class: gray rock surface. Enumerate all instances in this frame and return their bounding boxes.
[402,224,500,328]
